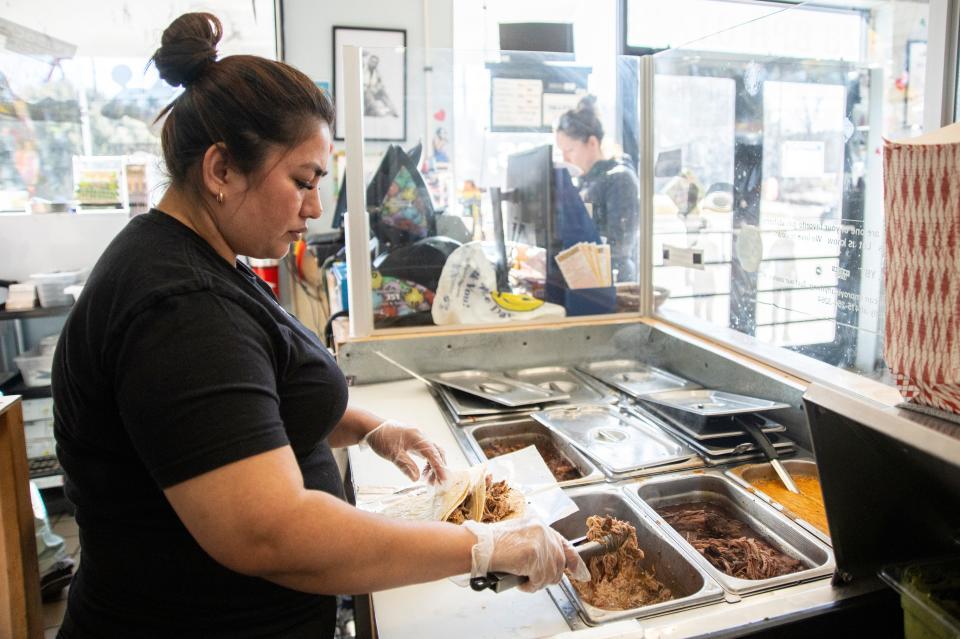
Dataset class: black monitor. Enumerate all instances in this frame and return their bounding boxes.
[490,144,555,291]
[504,144,554,248]
[498,22,574,61]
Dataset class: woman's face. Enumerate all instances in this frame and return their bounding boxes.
[220,120,333,260]
[556,131,601,175]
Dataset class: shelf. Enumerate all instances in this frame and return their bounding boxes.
[0,376,52,399]
[32,474,63,489]
[0,305,73,320]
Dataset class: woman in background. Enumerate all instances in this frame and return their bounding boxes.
[556,96,641,281]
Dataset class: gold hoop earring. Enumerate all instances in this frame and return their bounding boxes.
[216,191,224,205]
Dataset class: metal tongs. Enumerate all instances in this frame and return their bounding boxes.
[469,531,627,593]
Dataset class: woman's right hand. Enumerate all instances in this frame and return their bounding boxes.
[463,518,590,592]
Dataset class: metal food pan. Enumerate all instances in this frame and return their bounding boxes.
[551,484,724,625]
[638,389,791,433]
[624,405,794,467]
[503,366,617,405]
[427,370,569,407]
[463,419,604,487]
[435,385,537,421]
[626,471,834,596]
[725,460,831,545]
[532,404,697,476]
[576,360,699,398]
[639,403,786,442]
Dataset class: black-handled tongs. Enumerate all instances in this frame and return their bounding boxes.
[469,532,626,593]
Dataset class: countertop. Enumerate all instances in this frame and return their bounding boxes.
[346,380,876,639]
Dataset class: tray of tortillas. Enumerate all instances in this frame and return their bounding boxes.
[356,446,578,527]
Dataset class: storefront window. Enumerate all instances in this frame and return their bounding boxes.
[0,1,276,214]
[626,0,864,61]
[650,2,929,384]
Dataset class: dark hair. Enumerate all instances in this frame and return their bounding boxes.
[556,95,603,144]
[150,12,335,194]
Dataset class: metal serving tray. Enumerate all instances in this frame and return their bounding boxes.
[463,419,604,487]
[725,459,831,545]
[626,471,834,596]
[624,405,795,466]
[639,403,787,442]
[577,360,699,398]
[427,370,570,407]
[532,405,698,476]
[503,366,618,405]
[639,389,790,429]
[435,385,536,422]
[551,484,724,625]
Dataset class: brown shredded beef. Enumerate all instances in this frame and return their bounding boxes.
[445,480,516,524]
[658,502,806,579]
[480,438,582,482]
[446,494,472,525]
[481,480,515,522]
[571,516,673,610]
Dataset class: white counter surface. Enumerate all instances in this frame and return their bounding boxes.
[347,380,871,639]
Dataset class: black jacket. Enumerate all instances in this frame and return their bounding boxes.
[578,156,640,281]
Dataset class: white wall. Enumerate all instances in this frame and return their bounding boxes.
[0,213,129,281]
[282,0,454,233]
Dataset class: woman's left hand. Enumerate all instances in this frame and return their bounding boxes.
[363,420,448,483]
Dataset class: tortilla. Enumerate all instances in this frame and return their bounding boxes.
[446,468,525,524]
[379,465,525,524]
[439,465,487,523]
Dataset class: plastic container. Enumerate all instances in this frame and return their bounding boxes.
[14,350,55,387]
[880,557,960,639]
[30,271,82,308]
[37,334,60,356]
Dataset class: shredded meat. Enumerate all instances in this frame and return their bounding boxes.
[481,437,582,482]
[446,494,472,525]
[481,480,515,522]
[444,479,517,524]
[571,516,673,610]
[658,502,806,580]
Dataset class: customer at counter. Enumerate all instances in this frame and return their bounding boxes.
[51,13,586,638]
[555,96,641,281]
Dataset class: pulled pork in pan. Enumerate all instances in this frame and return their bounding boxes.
[571,515,673,610]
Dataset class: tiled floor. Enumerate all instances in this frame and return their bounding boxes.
[42,512,79,638]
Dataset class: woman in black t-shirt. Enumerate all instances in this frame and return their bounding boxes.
[556,96,641,281]
[52,13,586,639]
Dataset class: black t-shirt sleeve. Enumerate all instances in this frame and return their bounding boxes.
[112,291,290,487]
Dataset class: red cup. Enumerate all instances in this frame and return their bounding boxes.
[248,258,280,298]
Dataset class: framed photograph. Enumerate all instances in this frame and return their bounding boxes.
[333,26,407,141]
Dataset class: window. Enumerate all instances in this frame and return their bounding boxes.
[649,1,929,384]
[0,1,277,214]
[626,0,864,61]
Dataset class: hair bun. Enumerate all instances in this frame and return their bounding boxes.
[577,95,598,113]
[151,13,222,88]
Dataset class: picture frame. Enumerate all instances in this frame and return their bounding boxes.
[332,26,407,141]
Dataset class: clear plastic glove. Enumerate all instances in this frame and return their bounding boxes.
[361,419,448,483]
[463,518,590,593]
